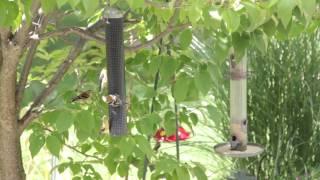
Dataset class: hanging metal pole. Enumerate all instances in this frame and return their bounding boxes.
[105,9,127,136]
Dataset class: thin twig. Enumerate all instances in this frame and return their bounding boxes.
[174,101,180,162]
[145,0,170,8]
[43,127,103,161]
[63,142,104,161]
[126,23,190,52]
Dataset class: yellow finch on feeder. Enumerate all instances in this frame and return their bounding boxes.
[106,94,122,107]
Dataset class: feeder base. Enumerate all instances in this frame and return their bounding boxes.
[214,143,264,158]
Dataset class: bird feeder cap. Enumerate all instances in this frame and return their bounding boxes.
[104,8,123,19]
[214,143,264,158]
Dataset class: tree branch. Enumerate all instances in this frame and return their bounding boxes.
[16,15,48,113]
[15,0,41,50]
[38,27,105,43]
[37,22,190,52]
[18,39,85,135]
[18,20,104,135]
[168,0,183,27]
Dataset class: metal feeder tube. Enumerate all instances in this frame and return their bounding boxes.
[105,9,127,136]
[214,52,263,158]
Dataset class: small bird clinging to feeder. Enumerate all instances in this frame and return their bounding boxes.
[71,90,92,102]
[105,94,122,107]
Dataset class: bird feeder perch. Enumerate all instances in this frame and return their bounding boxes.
[214,52,264,158]
[105,8,127,136]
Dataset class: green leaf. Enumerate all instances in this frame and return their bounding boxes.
[46,134,62,157]
[179,29,193,49]
[222,9,240,32]
[57,73,78,92]
[82,0,99,16]
[93,142,108,154]
[194,70,212,95]
[57,0,68,8]
[58,162,69,173]
[104,148,120,174]
[134,135,154,159]
[164,111,176,135]
[252,31,268,54]
[127,0,144,9]
[119,137,136,157]
[56,111,74,133]
[187,6,202,24]
[22,81,45,107]
[267,0,279,8]
[176,166,190,180]
[277,0,296,27]
[173,75,191,102]
[289,21,305,37]
[4,1,19,26]
[159,56,176,84]
[232,32,250,59]
[145,56,161,76]
[23,0,32,24]
[41,0,57,14]
[70,163,81,174]
[243,2,266,31]
[275,23,289,40]
[117,161,129,177]
[136,113,161,135]
[190,112,199,125]
[68,0,80,8]
[0,1,19,26]
[262,19,277,37]
[155,157,177,174]
[192,166,207,180]
[105,160,118,175]
[29,133,45,157]
[75,110,94,133]
[298,0,316,19]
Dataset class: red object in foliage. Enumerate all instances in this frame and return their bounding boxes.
[154,127,190,142]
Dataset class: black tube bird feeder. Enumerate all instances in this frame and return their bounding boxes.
[105,9,127,136]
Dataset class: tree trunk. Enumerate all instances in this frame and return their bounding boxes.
[0,45,26,179]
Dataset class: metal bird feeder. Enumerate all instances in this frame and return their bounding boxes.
[214,52,264,158]
[105,8,127,136]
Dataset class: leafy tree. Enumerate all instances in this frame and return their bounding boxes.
[0,0,319,179]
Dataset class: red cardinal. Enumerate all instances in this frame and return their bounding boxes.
[71,90,91,102]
